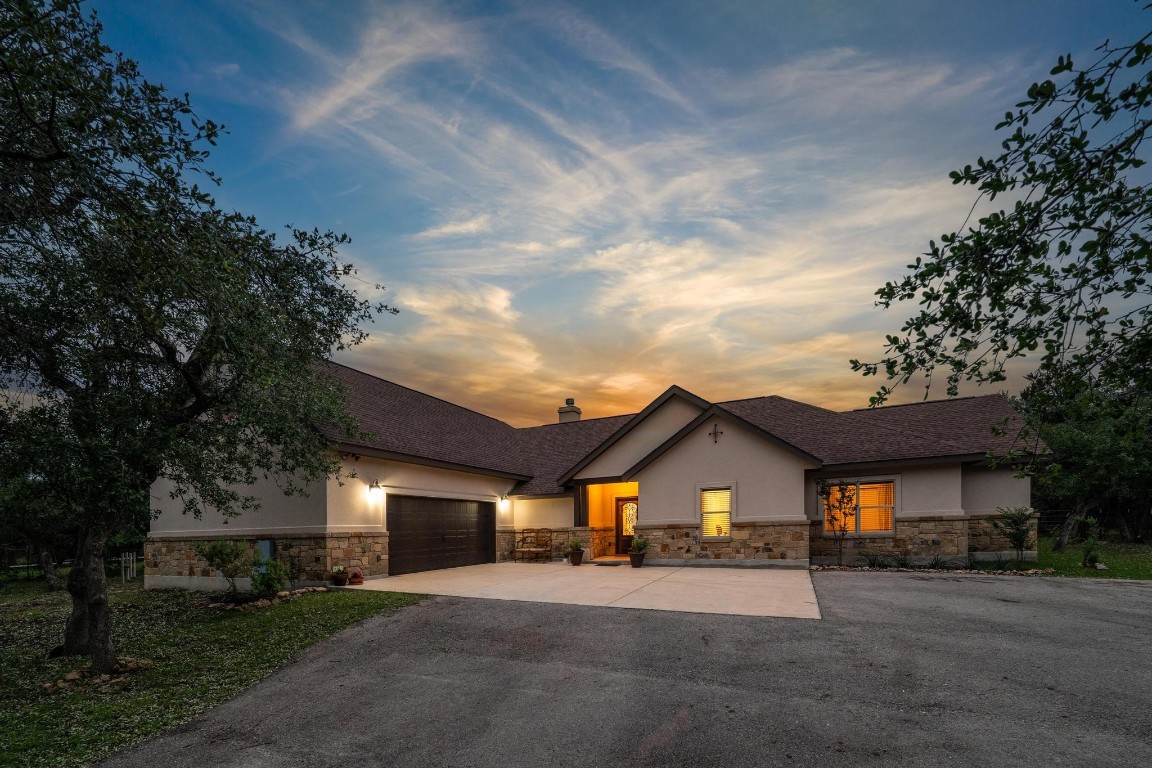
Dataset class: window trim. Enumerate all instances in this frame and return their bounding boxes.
[820,477,898,537]
[697,482,736,540]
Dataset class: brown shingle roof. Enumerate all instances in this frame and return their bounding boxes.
[514,415,634,495]
[322,363,528,478]
[323,363,1028,491]
[719,393,1022,466]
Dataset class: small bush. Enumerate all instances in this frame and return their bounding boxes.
[991,506,1036,562]
[864,552,891,568]
[1081,516,1102,567]
[251,557,290,596]
[927,554,950,570]
[193,540,249,595]
[892,553,911,568]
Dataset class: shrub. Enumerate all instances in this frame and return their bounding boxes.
[251,557,290,596]
[991,506,1036,562]
[566,538,584,554]
[864,552,891,569]
[630,536,649,553]
[1081,516,1102,567]
[193,540,249,595]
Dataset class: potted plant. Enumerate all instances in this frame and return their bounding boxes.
[347,566,365,585]
[566,539,585,566]
[629,536,649,568]
[331,564,349,586]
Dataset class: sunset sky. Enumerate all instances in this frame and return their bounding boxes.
[90,0,1148,426]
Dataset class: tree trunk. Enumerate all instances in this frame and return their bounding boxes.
[56,527,116,673]
[36,541,61,590]
[1053,503,1088,552]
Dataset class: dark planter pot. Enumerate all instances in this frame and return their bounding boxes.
[568,550,584,566]
[331,573,349,586]
[629,552,646,568]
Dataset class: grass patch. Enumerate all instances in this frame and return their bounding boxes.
[968,537,1152,579]
[0,579,422,767]
[1037,536,1152,580]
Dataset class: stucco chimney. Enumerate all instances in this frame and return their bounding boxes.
[558,397,582,423]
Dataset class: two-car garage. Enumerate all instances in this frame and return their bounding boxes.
[386,495,497,575]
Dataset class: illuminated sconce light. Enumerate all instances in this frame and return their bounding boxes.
[498,494,510,512]
[369,479,382,496]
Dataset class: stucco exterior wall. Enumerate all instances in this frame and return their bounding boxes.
[961,465,1031,514]
[150,474,328,538]
[575,396,702,479]
[635,414,816,525]
[327,457,517,532]
[900,464,963,516]
[511,496,574,529]
[150,457,517,538]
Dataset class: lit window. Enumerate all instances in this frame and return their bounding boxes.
[822,480,894,534]
[701,487,731,538]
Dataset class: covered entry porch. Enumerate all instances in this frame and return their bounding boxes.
[574,480,639,558]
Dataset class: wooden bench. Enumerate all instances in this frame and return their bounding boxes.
[513,528,553,562]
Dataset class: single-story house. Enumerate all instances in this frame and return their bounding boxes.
[145,363,1035,588]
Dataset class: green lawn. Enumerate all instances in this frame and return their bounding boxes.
[1037,536,1152,580]
[0,578,422,768]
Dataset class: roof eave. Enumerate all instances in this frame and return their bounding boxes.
[621,405,821,481]
[556,385,712,485]
[334,441,532,482]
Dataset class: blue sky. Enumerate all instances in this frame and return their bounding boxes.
[90,0,1148,425]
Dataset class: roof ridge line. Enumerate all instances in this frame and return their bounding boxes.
[847,393,1005,412]
[517,413,637,430]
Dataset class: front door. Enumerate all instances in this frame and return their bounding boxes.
[615,497,638,554]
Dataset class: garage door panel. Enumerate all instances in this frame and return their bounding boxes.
[387,495,496,575]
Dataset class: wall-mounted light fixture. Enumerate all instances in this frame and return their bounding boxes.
[369,479,383,495]
[498,494,510,512]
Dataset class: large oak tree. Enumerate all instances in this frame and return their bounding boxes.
[1,1,389,672]
[853,20,1152,405]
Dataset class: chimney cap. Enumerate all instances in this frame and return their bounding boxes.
[565,398,575,406]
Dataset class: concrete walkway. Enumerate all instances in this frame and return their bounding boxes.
[352,560,821,618]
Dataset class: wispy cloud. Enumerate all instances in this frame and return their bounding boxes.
[245,2,1025,424]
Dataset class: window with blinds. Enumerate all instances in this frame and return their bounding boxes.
[701,487,731,538]
[822,480,894,534]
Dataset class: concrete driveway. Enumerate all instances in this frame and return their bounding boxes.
[100,572,1152,768]
[351,561,821,618]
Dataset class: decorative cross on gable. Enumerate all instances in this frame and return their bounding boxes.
[708,423,724,443]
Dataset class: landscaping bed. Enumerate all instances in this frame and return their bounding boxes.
[0,577,422,768]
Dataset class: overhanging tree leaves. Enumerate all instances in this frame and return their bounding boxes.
[852,21,1152,403]
[0,1,391,673]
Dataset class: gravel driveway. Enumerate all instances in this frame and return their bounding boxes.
[100,572,1152,768]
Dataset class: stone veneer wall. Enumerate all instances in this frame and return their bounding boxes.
[145,532,390,586]
[638,522,809,564]
[809,515,968,564]
[967,512,1039,559]
[498,527,614,561]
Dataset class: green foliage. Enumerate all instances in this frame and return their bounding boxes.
[0,2,392,669]
[566,538,584,554]
[864,552,891,569]
[192,541,248,595]
[1081,516,1102,567]
[991,506,1037,562]
[1018,378,1152,542]
[1037,536,1152,579]
[816,479,857,566]
[630,536,649,553]
[250,557,290,597]
[853,21,1152,403]
[927,554,950,570]
[891,553,911,569]
[0,578,421,768]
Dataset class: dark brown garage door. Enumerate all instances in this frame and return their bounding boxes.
[386,495,496,575]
